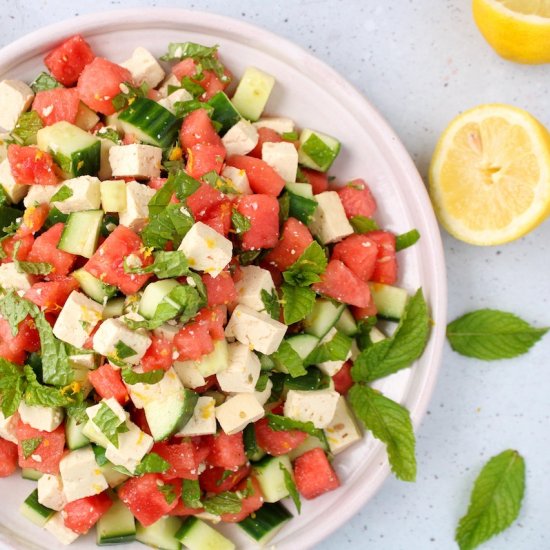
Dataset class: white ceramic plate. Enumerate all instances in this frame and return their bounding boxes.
[0,8,447,550]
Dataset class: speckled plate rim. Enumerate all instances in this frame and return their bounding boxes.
[0,8,447,550]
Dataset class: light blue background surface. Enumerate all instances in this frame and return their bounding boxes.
[1,1,549,549]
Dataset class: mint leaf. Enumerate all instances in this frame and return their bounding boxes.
[173,99,214,119]
[305,331,352,366]
[280,463,301,513]
[231,208,251,234]
[281,284,316,325]
[272,341,307,378]
[148,170,200,219]
[93,402,129,448]
[30,72,62,92]
[182,478,203,509]
[121,368,165,385]
[255,372,270,392]
[282,131,299,141]
[112,81,148,111]
[65,400,89,425]
[203,491,242,515]
[124,250,191,278]
[114,340,137,360]
[10,111,43,146]
[135,452,171,475]
[261,288,280,320]
[160,42,218,62]
[22,437,43,459]
[179,77,206,99]
[447,309,548,361]
[395,229,420,251]
[142,203,194,250]
[96,127,121,144]
[266,413,327,448]
[0,358,25,417]
[355,317,379,351]
[350,216,380,234]
[158,483,178,505]
[238,250,261,266]
[283,242,327,287]
[0,289,33,336]
[202,171,238,195]
[12,240,53,275]
[278,192,290,223]
[348,384,416,481]
[352,288,429,382]
[50,185,73,203]
[24,366,81,409]
[456,450,525,550]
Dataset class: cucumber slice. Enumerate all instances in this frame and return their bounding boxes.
[74,102,100,132]
[58,210,103,258]
[138,279,180,319]
[72,268,117,304]
[175,517,235,550]
[101,461,130,489]
[0,206,22,235]
[286,333,319,359]
[334,307,358,336]
[19,489,55,527]
[100,179,127,212]
[287,434,326,460]
[303,299,346,339]
[284,367,328,391]
[118,97,179,148]
[21,468,43,481]
[96,497,136,545]
[65,415,90,450]
[207,91,242,134]
[252,455,293,503]
[370,326,387,343]
[196,339,229,377]
[136,516,182,550]
[287,191,317,225]
[103,297,126,318]
[369,283,409,321]
[238,502,292,545]
[231,67,275,122]
[243,423,266,462]
[285,182,313,197]
[298,129,341,172]
[36,121,101,178]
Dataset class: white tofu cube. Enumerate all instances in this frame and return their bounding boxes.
[59,446,109,503]
[235,265,275,312]
[86,397,128,426]
[52,175,101,214]
[0,263,32,292]
[118,180,156,232]
[177,221,233,277]
[0,411,18,443]
[324,396,362,455]
[18,402,64,432]
[317,327,351,377]
[221,166,252,195]
[225,304,287,355]
[0,158,28,203]
[173,360,207,389]
[253,117,295,135]
[109,144,162,179]
[125,367,182,410]
[177,396,217,437]
[105,421,154,474]
[53,291,104,349]
[92,317,152,365]
[284,389,340,429]
[68,352,97,370]
[0,132,9,163]
[308,191,353,244]
[0,80,34,131]
[37,474,67,511]
[222,120,259,156]
[44,512,80,545]
[24,183,61,207]
[121,47,165,88]
[216,342,261,393]
[153,323,181,342]
[253,378,273,406]
[262,141,298,182]
[157,88,193,114]
[157,74,181,98]
[215,393,265,435]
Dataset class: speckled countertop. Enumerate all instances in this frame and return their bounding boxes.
[1,1,549,549]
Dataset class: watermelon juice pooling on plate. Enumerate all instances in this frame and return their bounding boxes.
[0,32,428,549]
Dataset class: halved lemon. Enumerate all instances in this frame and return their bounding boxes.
[429,104,550,245]
[473,0,550,63]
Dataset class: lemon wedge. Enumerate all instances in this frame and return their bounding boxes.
[473,0,550,63]
[429,104,550,245]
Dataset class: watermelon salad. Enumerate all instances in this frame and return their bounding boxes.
[0,35,423,549]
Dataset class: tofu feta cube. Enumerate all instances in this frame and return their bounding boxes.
[53,291,104,348]
[324,396,362,454]
[109,144,162,179]
[92,317,152,365]
[173,360,207,389]
[59,446,109,503]
[0,411,18,443]
[284,389,340,429]
[317,327,352,377]
[44,512,80,545]
[121,47,165,88]
[235,265,275,312]
[24,183,62,207]
[177,396,216,436]
[222,120,259,156]
[221,165,252,195]
[37,474,67,511]
[157,88,193,114]
[105,421,154,474]
[215,393,265,435]
[125,367,183,410]
[178,221,233,277]
[52,175,101,214]
[225,304,287,355]
[308,191,353,244]
[157,74,181,98]
[262,141,298,182]
[252,378,273,406]
[0,79,34,131]
[118,179,156,232]
[0,262,32,292]
[0,132,9,163]
[0,158,28,203]
[253,116,295,135]
[18,402,64,433]
[217,342,261,393]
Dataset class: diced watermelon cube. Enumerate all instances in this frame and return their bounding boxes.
[367,230,398,285]
[24,277,79,312]
[44,34,95,86]
[202,271,237,306]
[0,317,40,365]
[88,363,129,405]
[264,217,313,271]
[169,501,204,516]
[332,234,378,281]
[152,441,200,480]
[254,417,308,456]
[199,464,251,494]
[235,194,279,251]
[172,58,231,101]
[7,144,59,186]
[141,337,174,372]
[187,142,225,179]
[16,420,65,474]
[180,108,223,150]
[0,438,18,477]
[63,492,113,534]
[205,432,246,470]
[1,234,34,263]
[27,223,76,276]
[17,204,50,237]
[194,306,227,341]
[174,322,214,362]
[301,168,329,194]
[294,448,340,499]
[337,179,377,218]
[220,477,264,523]
[186,182,224,220]
[249,127,283,158]
[201,201,232,237]
[332,361,354,395]
[226,155,286,196]
[32,88,81,126]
